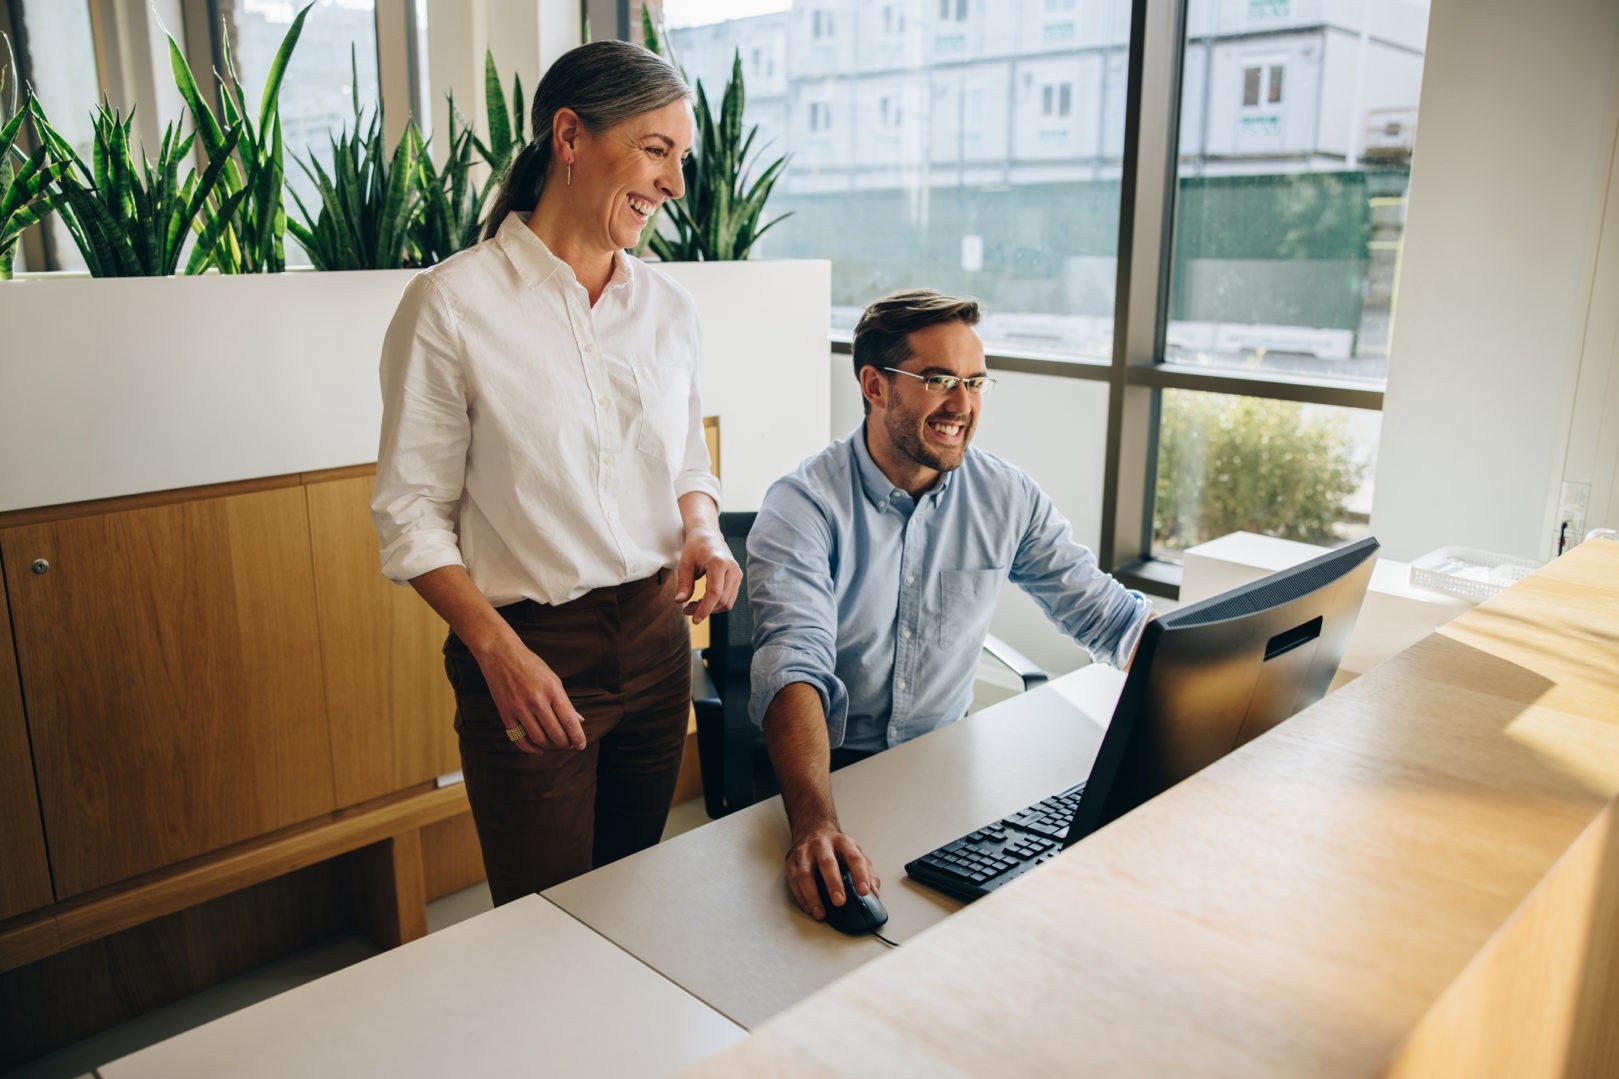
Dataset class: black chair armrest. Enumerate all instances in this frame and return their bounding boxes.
[691,650,719,708]
[982,632,1048,692]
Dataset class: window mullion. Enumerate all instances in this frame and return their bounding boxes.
[1099,0,1184,577]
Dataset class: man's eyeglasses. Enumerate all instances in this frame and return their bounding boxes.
[881,367,998,395]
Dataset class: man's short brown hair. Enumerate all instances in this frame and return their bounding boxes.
[852,289,982,382]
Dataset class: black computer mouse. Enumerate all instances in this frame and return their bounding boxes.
[812,864,889,935]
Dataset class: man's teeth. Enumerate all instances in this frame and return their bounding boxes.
[629,197,653,218]
[929,420,964,437]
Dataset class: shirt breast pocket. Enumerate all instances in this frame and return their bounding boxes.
[631,364,690,465]
[934,567,1005,648]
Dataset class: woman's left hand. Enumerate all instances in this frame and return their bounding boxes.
[675,527,741,624]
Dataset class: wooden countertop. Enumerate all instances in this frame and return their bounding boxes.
[687,539,1619,1076]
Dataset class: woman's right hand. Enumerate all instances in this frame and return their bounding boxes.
[473,637,588,754]
[406,567,588,755]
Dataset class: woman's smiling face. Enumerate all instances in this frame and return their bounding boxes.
[567,98,693,254]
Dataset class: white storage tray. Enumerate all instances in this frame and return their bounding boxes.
[1409,545,1540,601]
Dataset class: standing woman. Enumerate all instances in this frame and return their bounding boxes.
[373,40,740,904]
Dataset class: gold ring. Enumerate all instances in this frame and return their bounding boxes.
[505,726,525,743]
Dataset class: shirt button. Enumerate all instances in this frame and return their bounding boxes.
[607,510,618,522]
[901,628,912,639]
[583,342,595,353]
[896,679,907,691]
[905,574,916,585]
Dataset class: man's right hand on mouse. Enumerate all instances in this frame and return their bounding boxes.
[785,820,880,920]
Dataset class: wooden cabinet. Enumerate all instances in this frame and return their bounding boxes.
[0,579,53,919]
[1,487,336,897]
[305,474,458,806]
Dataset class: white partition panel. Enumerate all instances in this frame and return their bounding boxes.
[0,259,829,514]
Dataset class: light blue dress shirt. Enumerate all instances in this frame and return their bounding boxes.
[747,424,1152,752]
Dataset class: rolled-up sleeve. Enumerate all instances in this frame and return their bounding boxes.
[372,274,470,583]
[745,480,850,746]
[1010,476,1151,668]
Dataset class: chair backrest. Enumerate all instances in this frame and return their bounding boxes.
[705,511,757,683]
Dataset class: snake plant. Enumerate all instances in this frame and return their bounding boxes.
[30,101,238,277]
[167,2,310,273]
[0,38,66,279]
[410,92,483,265]
[642,48,791,261]
[472,51,525,204]
[287,59,421,271]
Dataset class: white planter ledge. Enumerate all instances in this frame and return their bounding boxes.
[0,261,829,514]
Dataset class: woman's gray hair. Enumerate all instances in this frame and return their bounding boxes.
[483,39,690,241]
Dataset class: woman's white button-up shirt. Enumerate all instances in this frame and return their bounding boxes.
[373,213,721,607]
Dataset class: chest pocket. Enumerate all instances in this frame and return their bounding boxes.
[631,364,690,465]
[934,567,1004,648]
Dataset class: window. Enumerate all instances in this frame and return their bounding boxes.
[1153,6,1432,563]
[813,9,834,39]
[216,0,381,265]
[654,0,1430,591]
[8,0,100,272]
[663,0,1131,363]
[1242,63,1285,109]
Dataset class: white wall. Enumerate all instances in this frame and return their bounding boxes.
[0,261,829,515]
[1560,131,1619,538]
[669,261,833,512]
[1369,0,1619,561]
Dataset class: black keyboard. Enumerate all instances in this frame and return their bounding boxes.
[904,782,1085,901]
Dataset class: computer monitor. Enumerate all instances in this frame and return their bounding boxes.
[1065,535,1380,846]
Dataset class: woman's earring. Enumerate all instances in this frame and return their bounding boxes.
[566,162,573,187]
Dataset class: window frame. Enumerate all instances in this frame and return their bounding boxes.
[822,0,1388,600]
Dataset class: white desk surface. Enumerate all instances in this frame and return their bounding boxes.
[544,665,1128,1029]
[96,895,745,1079]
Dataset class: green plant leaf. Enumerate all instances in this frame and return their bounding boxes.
[256,3,312,133]
[483,52,510,167]
[186,185,248,274]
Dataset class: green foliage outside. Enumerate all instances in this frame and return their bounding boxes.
[1153,392,1366,552]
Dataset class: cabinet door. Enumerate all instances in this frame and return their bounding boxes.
[0,571,54,918]
[1,487,336,897]
[306,475,458,807]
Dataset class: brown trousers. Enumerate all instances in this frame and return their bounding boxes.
[445,570,691,906]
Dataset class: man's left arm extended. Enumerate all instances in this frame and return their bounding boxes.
[1009,480,1153,668]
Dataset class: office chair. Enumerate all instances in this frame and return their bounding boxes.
[691,511,771,818]
[691,512,1050,819]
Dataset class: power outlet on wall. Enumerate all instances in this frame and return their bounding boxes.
[1557,481,1590,555]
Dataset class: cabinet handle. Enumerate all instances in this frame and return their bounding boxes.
[31,559,48,575]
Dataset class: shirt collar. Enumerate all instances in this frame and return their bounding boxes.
[851,421,957,512]
[495,211,637,294]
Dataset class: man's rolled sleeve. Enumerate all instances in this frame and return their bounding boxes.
[745,483,850,746]
[372,274,470,583]
[1011,475,1153,667]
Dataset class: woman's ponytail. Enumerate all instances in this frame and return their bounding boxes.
[483,140,550,241]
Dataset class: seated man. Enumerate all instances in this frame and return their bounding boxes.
[747,289,1152,922]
